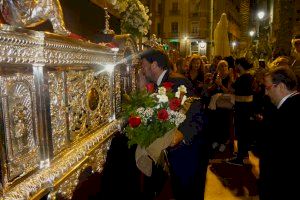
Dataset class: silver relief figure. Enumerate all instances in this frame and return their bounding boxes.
[0,0,70,35]
[13,102,28,153]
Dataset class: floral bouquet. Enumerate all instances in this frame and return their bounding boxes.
[122,82,187,148]
[122,82,191,175]
[112,0,151,37]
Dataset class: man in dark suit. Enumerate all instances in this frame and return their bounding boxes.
[259,67,300,200]
[140,48,209,200]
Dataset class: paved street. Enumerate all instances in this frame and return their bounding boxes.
[72,136,261,200]
[204,152,260,200]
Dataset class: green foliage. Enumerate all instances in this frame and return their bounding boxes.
[122,90,156,118]
[122,88,184,148]
[125,119,174,148]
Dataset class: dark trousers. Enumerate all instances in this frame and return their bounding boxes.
[234,102,253,160]
[142,164,168,200]
[210,108,232,144]
[167,137,209,200]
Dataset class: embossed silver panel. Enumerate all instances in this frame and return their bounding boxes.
[66,70,111,142]
[48,72,68,155]
[113,37,140,117]
[88,72,111,129]
[0,74,39,182]
[66,70,89,141]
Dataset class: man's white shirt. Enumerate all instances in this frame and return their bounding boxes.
[277,91,299,109]
[157,70,168,86]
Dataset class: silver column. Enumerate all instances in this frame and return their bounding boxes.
[33,64,53,167]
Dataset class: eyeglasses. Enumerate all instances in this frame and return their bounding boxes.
[265,84,278,90]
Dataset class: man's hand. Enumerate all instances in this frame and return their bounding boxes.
[170,129,184,147]
[138,69,148,91]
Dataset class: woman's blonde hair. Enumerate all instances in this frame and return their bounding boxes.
[269,56,290,69]
[217,60,228,71]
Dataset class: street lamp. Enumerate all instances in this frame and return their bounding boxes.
[183,36,189,56]
[257,11,266,38]
[232,41,237,49]
[257,11,265,20]
[231,41,237,55]
[249,30,255,44]
[256,11,270,60]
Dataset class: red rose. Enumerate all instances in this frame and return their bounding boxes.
[157,109,169,121]
[162,82,174,91]
[128,116,141,128]
[169,98,181,111]
[146,83,155,93]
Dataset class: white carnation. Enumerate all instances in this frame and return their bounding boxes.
[158,87,166,95]
[177,85,187,94]
[157,94,168,103]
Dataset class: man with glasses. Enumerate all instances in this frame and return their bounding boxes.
[259,67,300,200]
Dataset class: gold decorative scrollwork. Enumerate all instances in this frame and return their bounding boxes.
[114,66,122,117]
[86,72,111,130]
[89,139,112,173]
[1,120,121,200]
[67,71,88,140]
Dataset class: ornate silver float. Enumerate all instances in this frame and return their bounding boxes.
[0,24,139,199]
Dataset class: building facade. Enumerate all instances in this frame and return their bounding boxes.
[293,1,300,36]
[149,0,242,58]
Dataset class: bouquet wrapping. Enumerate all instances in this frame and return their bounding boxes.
[122,82,190,175]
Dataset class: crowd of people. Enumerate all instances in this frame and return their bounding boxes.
[135,36,300,200]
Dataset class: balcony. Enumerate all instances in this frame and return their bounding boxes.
[169,10,180,16]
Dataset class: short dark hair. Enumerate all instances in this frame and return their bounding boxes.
[140,48,170,70]
[267,67,298,91]
[224,56,235,68]
[235,57,252,70]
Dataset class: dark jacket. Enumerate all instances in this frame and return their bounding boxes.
[160,71,207,143]
[259,93,300,200]
[160,71,209,200]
